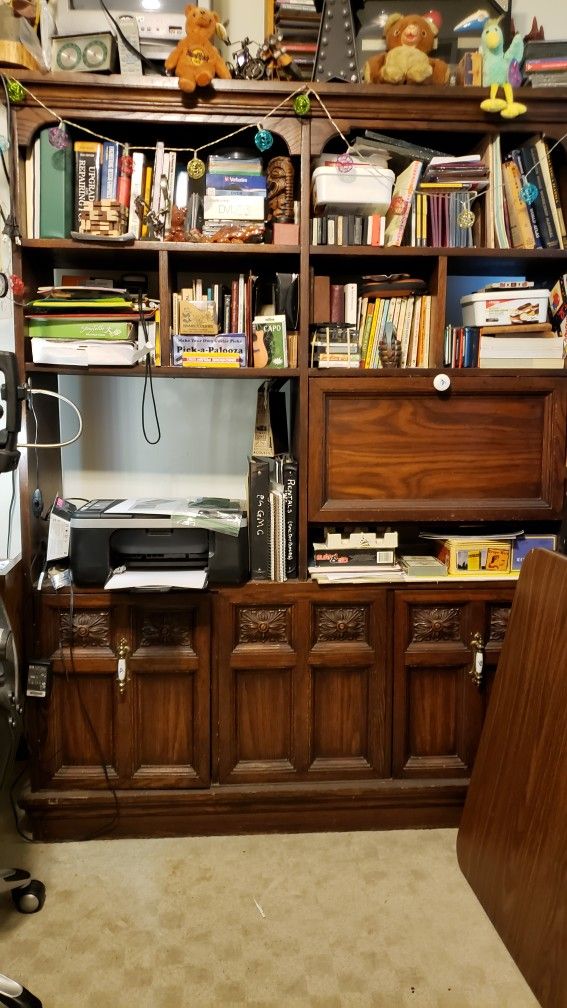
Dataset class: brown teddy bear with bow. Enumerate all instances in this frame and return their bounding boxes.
[363,12,449,85]
[165,4,231,93]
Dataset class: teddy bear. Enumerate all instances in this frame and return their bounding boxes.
[165,5,231,93]
[363,12,449,85]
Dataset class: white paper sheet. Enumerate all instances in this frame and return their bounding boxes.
[104,568,208,591]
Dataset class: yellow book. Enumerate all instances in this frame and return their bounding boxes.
[384,160,424,247]
[365,298,383,368]
[141,165,153,238]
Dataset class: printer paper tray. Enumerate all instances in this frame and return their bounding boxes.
[105,568,208,591]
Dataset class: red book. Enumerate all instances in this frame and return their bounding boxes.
[330,283,345,323]
[116,144,132,210]
[230,278,239,333]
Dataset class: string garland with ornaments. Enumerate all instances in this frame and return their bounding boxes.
[4,73,567,240]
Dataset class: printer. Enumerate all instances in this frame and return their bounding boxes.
[70,499,249,587]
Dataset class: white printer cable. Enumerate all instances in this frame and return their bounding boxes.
[17,387,83,449]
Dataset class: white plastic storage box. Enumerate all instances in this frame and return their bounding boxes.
[461,289,549,326]
[311,164,395,215]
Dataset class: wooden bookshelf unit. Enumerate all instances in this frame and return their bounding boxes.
[11,74,567,840]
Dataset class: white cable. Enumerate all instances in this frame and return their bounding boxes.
[17,388,83,449]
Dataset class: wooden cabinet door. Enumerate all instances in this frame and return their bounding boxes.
[31,592,210,790]
[308,376,567,523]
[392,588,513,779]
[215,586,390,784]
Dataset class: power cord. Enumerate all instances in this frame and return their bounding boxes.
[138,291,161,444]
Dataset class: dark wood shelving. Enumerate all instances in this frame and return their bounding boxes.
[25,364,300,378]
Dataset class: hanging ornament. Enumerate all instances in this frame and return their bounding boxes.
[520,182,539,206]
[255,127,274,152]
[457,206,476,229]
[9,274,25,297]
[336,152,354,174]
[293,93,311,117]
[6,79,25,104]
[0,135,9,153]
[48,124,71,149]
[187,156,206,180]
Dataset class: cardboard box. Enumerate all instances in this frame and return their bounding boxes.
[461,289,549,327]
[437,539,511,575]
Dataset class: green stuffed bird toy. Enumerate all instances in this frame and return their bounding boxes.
[480,18,527,118]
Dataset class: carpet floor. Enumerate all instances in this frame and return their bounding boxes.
[1,801,539,1007]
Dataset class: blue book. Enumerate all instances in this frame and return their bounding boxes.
[100,140,120,200]
[205,172,266,192]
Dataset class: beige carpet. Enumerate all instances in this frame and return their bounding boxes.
[1,803,539,1007]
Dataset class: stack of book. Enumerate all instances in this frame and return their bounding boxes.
[274,0,320,80]
[202,154,266,240]
[26,286,157,366]
[523,39,567,87]
[310,323,360,368]
[412,154,489,249]
[487,134,566,251]
[309,527,403,584]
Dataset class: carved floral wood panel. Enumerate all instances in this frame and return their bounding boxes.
[137,610,194,649]
[488,605,511,643]
[314,606,368,643]
[59,610,111,648]
[237,607,290,644]
[411,606,461,643]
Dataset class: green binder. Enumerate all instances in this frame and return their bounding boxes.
[39,126,73,238]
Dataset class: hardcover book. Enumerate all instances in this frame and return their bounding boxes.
[39,125,73,239]
[252,315,288,367]
[248,456,273,580]
[73,140,102,231]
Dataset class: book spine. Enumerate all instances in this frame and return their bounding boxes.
[39,126,73,238]
[100,140,120,200]
[501,159,536,249]
[116,144,132,210]
[519,142,559,249]
[542,140,567,245]
[73,142,102,230]
[248,457,272,580]
[128,151,146,239]
[281,455,298,579]
[510,150,542,248]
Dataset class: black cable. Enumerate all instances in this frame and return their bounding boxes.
[60,587,120,840]
[138,291,161,444]
[6,465,17,557]
[98,0,167,75]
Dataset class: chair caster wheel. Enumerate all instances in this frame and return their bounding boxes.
[11,881,45,914]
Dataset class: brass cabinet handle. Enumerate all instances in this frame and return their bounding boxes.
[116,637,130,695]
[469,632,484,687]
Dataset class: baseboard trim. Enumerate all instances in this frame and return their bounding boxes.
[20,779,467,840]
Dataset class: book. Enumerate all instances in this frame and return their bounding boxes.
[116,143,131,210]
[100,140,120,201]
[501,158,537,249]
[171,333,247,366]
[248,456,272,580]
[400,555,448,576]
[73,140,102,231]
[384,160,423,247]
[269,479,286,581]
[517,139,559,249]
[532,136,567,248]
[252,315,288,367]
[127,151,147,240]
[27,318,136,340]
[39,125,73,239]
[277,454,298,579]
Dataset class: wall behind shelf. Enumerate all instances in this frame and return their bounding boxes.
[58,374,264,503]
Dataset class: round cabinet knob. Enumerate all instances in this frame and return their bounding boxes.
[433,373,451,392]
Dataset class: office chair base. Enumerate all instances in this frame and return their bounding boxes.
[0,974,42,1007]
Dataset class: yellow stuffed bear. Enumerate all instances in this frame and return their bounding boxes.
[165,4,231,93]
[363,12,449,85]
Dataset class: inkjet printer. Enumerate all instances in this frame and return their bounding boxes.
[70,498,249,587]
